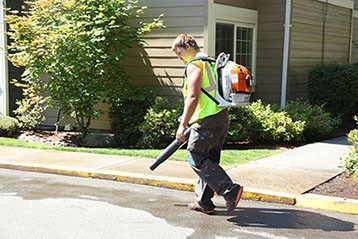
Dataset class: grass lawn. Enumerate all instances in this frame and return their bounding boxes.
[0,137,285,167]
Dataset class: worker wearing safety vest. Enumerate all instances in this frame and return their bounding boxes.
[172,34,243,216]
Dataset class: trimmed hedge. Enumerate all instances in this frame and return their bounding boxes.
[307,64,358,120]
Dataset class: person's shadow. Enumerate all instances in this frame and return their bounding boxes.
[226,207,356,232]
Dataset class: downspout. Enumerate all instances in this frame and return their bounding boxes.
[349,7,354,64]
[321,0,328,64]
[0,0,9,115]
[280,0,292,107]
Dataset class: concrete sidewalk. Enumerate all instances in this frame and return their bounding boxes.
[0,136,357,214]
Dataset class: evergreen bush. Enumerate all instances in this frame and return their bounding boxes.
[109,86,155,147]
[0,115,19,137]
[283,99,341,141]
[228,100,305,143]
[138,97,183,149]
[307,64,358,120]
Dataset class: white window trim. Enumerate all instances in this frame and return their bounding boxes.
[216,21,255,62]
[212,3,258,90]
[317,0,354,9]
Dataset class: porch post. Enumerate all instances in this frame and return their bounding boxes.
[0,0,9,115]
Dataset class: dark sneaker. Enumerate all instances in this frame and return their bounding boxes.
[188,202,215,215]
[226,186,244,216]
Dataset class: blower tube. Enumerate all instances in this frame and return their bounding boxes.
[149,127,192,171]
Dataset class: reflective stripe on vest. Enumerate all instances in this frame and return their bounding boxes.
[202,63,216,92]
[183,60,223,124]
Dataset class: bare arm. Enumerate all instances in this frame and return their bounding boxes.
[176,62,202,142]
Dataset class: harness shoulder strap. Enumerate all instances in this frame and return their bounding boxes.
[184,56,219,105]
[184,57,216,78]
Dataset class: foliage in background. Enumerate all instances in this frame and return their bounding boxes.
[138,98,339,148]
[6,0,163,136]
[0,115,19,137]
[341,116,358,176]
[11,79,50,129]
[282,99,341,141]
[307,64,358,120]
[109,85,155,147]
[138,97,183,149]
[227,100,305,143]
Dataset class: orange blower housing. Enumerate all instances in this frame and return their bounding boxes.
[229,64,252,94]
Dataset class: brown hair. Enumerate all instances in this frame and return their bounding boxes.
[172,34,200,51]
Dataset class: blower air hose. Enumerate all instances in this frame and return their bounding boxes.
[149,127,191,171]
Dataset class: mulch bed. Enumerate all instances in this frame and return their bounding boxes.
[308,172,358,200]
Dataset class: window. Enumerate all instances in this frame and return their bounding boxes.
[216,23,254,71]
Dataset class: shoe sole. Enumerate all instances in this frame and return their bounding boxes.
[226,186,244,216]
[189,203,214,215]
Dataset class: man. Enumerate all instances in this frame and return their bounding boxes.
[172,34,243,216]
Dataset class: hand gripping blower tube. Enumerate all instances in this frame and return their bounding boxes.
[149,127,191,171]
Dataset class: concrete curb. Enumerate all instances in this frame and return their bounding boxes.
[0,162,357,215]
[242,187,296,205]
[296,193,358,215]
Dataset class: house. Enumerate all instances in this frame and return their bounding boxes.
[1,0,357,130]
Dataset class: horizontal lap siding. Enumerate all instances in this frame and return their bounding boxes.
[289,0,352,100]
[91,0,207,129]
[255,0,285,103]
[352,16,358,63]
[124,0,206,101]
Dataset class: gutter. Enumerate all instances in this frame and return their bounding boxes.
[0,0,9,116]
[280,0,291,107]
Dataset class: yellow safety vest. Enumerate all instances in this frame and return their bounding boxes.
[183,60,224,124]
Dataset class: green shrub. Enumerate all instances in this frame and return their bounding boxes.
[13,93,49,129]
[0,114,19,137]
[283,99,341,141]
[228,100,305,143]
[341,116,358,176]
[109,86,155,147]
[138,97,183,149]
[7,0,163,136]
[227,106,261,143]
[307,64,358,119]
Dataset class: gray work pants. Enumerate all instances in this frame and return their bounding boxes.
[187,109,240,209]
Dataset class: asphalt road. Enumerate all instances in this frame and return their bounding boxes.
[0,168,357,239]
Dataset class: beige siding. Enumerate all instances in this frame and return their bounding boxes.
[214,0,257,10]
[124,0,207,103]
[255,0,286,103]
[90,102,111,130]
[288,0,352,100]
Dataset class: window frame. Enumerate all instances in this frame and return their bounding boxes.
[216,21,255,70]
[212,4,258,89]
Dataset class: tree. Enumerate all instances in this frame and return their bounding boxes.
[6,0,163,136]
